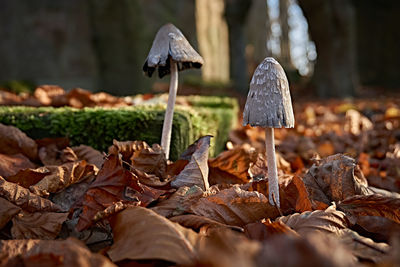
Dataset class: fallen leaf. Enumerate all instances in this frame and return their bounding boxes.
[130,143,167,180]
[170,214,243,233]
[108,140,148,163]
[191,185,280,226]
[51,177,94,211]
[0,177,62,212]
[0,123,38,161]
[243,220,298,241]
[317,142,335,157]
[280,175,313,213]
[72,145,104,169]
[256,232,356,267]
[151,186,204,218]
[0,153,36,177]
[302,154,370,205]
[275,204,349,236]
[336,228,390,263]
[33,85,66,106]
[0,197,21,229]
[76,154,163,231]
[11,210,68,239]
[337,194,400,225]
[208,144,257,185]
[195,228,261,267]
[6,167,50,188]
[39,145,78,166]
[0,237,116,267]
[107,206,200,265]
[171,136,211,190]
[29,161,97,197]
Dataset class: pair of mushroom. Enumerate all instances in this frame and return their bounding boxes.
[143,24,294,207]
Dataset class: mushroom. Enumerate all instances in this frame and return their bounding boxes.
[242,57,294,207]
[143,23,204,159]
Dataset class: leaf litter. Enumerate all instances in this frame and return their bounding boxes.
[0,91,399,266]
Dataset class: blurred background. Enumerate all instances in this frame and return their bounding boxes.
[0,0,399,99]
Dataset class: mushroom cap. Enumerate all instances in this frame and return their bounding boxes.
[143,23,204,78]
[242,57,295,128]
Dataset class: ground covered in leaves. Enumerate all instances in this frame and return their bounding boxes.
[0,87,400,266]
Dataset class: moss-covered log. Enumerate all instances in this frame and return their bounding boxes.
[0,96,238,160]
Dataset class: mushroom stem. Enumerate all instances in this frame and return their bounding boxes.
[161,58,179,159]
[265,127,280,207]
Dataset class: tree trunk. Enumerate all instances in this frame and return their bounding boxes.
[225,0,253,95]
[195,0,230,84]
[279,0,293,69]
[298,0,357,98]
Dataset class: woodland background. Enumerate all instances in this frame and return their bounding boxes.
[1,0,399,98]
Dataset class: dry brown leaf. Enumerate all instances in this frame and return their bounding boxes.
[336,228,390,263]
[302,154,370,205]
[276,204,349,236]
[151,185,204,218]
[190,185,280,226]
[6,167,50,188]
[107,206,200,265]
[0,177,62,212]
[130,143,167,180]
[350,215,400,242]
[29,161,97,197]
[0,237,116,267]
[108,140,148,162]
[0,153,36,178]
[170,214,243,233]
[0,197,21,229]
[280,175,313,213]
[76,154,164,231]
[337,194,400,225]
[33,85,66,106]
[208,143,258,185]
[256,232,356,267]
[11,210,68,239]
[131,168,171,187]
[243,220,298,241]
[72,145,104,169]
[195,228,261,267]
[171,136,211,190]
[39,145,78,166]
[0,123,38,161]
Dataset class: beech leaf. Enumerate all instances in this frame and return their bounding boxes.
[171,136,211,190]
[0,154,36,178]
[76,154,164,231]
[29,160,97,197]
[0,197,21,229]
[276,204,349,236]
[0,177,62,212]
[107,206,200,265]
[191,185,280,226]
[0,123,38,161]
[72,145,105,169]
[0,237,116,267]
[11,210,68,239]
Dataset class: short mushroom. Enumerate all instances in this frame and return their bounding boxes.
[143,23,204,159]
[242,57,295,207]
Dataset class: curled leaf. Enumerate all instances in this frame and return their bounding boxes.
[0,123,38,161]
[72,145,104,169]
[29,161,97,197]
[171,136,211,190]
[0,177,62,212]
[0,154,36,178]
[0,197,21,229]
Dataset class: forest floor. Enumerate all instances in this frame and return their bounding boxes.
[0,85,399,266]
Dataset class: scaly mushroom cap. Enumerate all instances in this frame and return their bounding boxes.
[143,23,204,78]
[243,57,294,128]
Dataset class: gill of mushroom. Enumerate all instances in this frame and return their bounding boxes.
[242,57,294,207]
[143,23,204,159]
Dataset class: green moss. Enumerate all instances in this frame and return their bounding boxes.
[0,96,238,160]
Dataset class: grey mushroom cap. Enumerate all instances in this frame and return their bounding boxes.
[242,57,295,128]
[143,23,204,78]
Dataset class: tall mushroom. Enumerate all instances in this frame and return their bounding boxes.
[143,23,204,159]
[242,57,294,207]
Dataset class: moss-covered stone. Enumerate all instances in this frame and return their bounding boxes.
[0,96,238,160]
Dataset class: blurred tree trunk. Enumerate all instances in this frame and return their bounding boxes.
[298,0,357,98]
[195,0,230,84]
[225,0,252,95]
[245,0,272,73]
[279,0,293,69]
